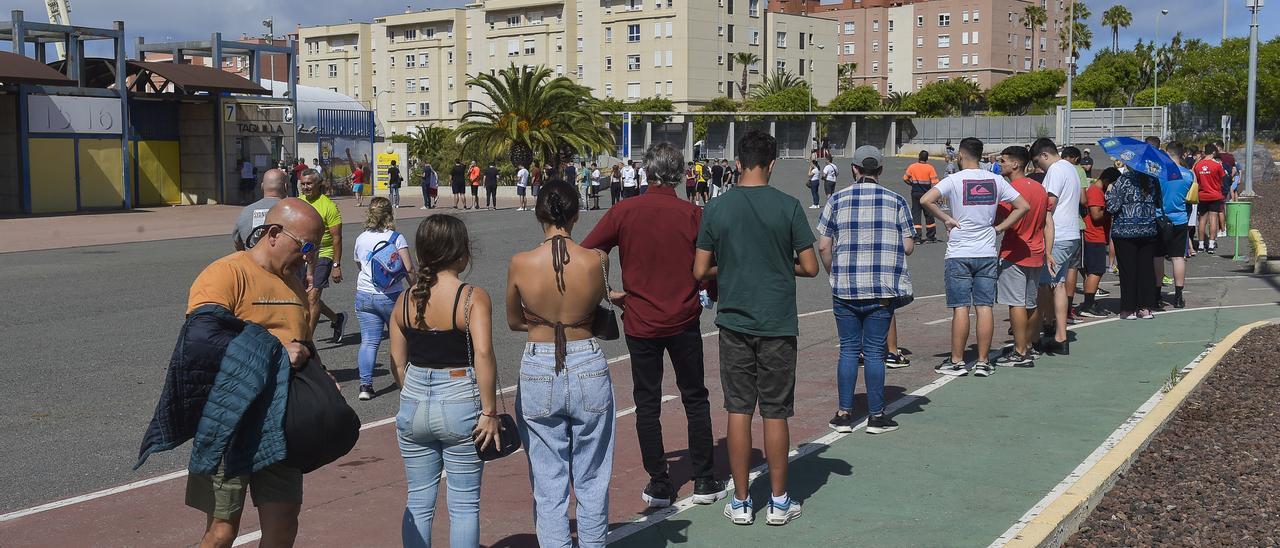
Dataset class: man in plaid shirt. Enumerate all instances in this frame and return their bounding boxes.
[816,146,916,435]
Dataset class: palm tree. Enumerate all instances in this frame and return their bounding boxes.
[1101,5,1132,51]
[750,70,807,100]
[1020,5,1048,70]
[836,62,858,92]
[455,64,613,170]
[1058,1,1094,62]
[883,91,912,111]
[951,78,984,115]
[731,52,761,98]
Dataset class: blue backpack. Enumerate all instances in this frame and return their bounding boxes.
[367,231,408,290]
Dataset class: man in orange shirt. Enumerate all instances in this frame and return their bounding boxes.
[467,160,482,210]
[903,150,940,243]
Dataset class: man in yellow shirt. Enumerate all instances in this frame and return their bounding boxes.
[299,169,347,342]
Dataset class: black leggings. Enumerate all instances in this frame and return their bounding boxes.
[610,184,621,205]
[1113,236,1158,312]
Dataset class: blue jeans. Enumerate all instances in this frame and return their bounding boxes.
[354,290,400,386]
[397,366,483,548]
[944,257,998,308]
[389,186,401,207]
[807,179,820,206]
[833,297,894,415]
[516,339,614,548]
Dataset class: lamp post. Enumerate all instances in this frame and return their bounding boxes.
[1242,0,1263,197]
[1064,0,1076,145]
[261,17,275,84]
[1153,9,1167,106]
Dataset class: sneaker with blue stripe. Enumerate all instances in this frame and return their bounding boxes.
[724,497,754,525]
[766,497,802,526]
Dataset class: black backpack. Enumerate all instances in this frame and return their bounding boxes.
[282,358,360,473]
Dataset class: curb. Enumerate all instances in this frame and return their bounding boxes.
[1248,228,1276,274]
[1003,319,1273,548]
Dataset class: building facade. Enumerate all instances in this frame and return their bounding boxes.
[770,0,1070,93]
[297,0,837,135]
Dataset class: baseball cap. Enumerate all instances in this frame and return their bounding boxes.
[850,145,884,171]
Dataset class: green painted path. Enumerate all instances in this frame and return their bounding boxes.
[610,304,1280,547]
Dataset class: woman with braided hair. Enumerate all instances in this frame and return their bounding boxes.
[505,180,615,548]
[390,214,501,547]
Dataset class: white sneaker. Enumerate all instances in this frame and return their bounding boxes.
[766,498,802,526]
[1217,229,1227,238]
[724,499,754,525]
[808,204,820,209]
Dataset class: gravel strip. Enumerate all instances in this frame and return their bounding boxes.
[1066,323,1280,547]
[1247,180,1280,254]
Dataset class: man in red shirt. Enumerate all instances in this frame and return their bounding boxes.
[1194,144,1227,254]
[581,142,726,508]
[994,146,1050,366]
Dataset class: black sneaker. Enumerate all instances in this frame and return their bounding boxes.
[691,478,728,505]
[866,414,899,434]
[1174,294,1186,309]
[993,351,1033,367]
[331,312,347,343]
[885,352,911,369]
[935,359,969,376]
[358,384,374,401]
[829,412,855,433]
[1078,303,1109,318]
[1096,287,1112,297]
[641,477,676,508]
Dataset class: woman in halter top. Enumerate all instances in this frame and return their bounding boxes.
[505,180,614,548]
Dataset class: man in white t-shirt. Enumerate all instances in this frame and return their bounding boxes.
[621,161,639,199]
[821,157,839,199]
[516,164,531,211]
[638,165,649,195]
[1031,138,1081,354]
[921,137,1030,377]
[589,163,603,210]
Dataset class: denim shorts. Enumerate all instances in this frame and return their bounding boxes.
[1041,239,1082,286]
[944,257,999,308]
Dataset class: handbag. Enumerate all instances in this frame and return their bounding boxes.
[591,251,621,341]
[461,286,521,461]
[1185,181,1200,204]
[282,354,361,473]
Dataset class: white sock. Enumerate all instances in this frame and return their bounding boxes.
[771,493,790,507]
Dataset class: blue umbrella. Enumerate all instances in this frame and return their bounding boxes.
[1096,137,1182,180]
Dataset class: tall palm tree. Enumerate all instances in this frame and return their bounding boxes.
[455,64,613,169]
[1058,1,1094,61]
[731,52,761,98]
[836,62,858,92]
[1100,5,1132,51]
[1020,5,1048,70]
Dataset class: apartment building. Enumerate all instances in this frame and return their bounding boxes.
[297,0,836,135]
[770,0,1070,93]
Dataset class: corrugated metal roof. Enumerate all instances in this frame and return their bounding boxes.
[0,51,74,85]
[130,61,269,94]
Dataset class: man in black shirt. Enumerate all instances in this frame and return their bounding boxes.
[450,160,467,209]
[482,162,500,210]
[387,160,403,207]
[709,160,725,200]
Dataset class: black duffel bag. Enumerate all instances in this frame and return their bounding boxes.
[282,357,360,473]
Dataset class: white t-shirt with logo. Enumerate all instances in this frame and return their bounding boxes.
[1042,159,1082,242]
[822,163,838,182]
[935,169,1022,259]
[516,167,530,187]
[621,166,637,188]
[354,229,410,295]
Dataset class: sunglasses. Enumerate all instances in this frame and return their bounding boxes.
[250,224,316,255]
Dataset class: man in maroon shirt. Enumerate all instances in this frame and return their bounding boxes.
[582,142,726,508]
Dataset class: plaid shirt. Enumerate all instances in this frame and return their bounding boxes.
[816,179,915,301]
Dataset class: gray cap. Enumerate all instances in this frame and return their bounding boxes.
[851,145,884,171]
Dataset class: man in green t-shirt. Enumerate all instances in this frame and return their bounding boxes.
[694,130,819,527]
[299,169,347,343]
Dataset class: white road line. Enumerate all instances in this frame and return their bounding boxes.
[0,469,190,522]
[924,317,951,326]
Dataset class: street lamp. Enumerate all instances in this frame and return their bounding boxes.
[1064,0,1076,145]
[261,17,275,84]
[371,89,393,140]
[1242,0,1263,197]
[1153,9,1168,107]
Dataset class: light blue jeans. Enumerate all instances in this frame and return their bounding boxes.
[516,339,614,548]
[397,366,483,548]
[354,290,400,386]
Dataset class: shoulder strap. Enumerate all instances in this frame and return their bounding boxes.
[597,250,615,310]
[452,283,469,331]
[402,290,412,327]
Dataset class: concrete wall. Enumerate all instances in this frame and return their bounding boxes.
[178,102,218,204]
[0,95,18,213]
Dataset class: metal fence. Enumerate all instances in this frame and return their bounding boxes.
[1056,107,1167,146]
[902,115,1056,146]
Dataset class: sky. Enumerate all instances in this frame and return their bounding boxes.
[6,0,1278,67]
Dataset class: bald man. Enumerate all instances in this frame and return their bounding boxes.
[187,198,325,548]
[233,169,290,251]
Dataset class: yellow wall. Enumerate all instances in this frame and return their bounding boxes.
[135,140,181,206]
[78,138,125,209]
[28,138,76,214]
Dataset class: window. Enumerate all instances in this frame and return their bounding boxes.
[718,54,724,65]
[555,37,563,52]
[447,76,454,89]
[871,61,879,73]
[555,64,564,75]
[727,0,733,15]
[800,60,806,75]
[577,64,584,78]
[628,24,640,42]
[307,65,314,78]
[407,103,417,116]
[938,34,950,48]
[1009,11,1015,22]
[627,82,640,99]
[419,53,429,68]
[843,43,855,55]
[776,59,786,72]
[406,54,417,69]
[777,32,787,48]
[963,11,969,23]
[577,37,584,52]
[1025,36,1032,50]
[665,50,673,67]
[605,27,613,43]
[972,32,979,44]
[1039,58,1047,68]
[407,78,417,92]
[961,54,969,65]
[655,82,662,96]
[605,83,613,97]
[937,55,950,69]
[577,11,583,25]
[420,102,429,116]
[489,41,496,56]
[915,57,923,69]
[972,54,979,65]
[466,50,472,65]
[447,51,454,64]
[529,11,543,24]
[886,61,893,74]
[973,11,980,22]
[727,55,733,71]
[873,20,880,32]
[916,77,923,90]
[508,39,519,56]
[627,0,642,10]
[750,28,760,45]
[727,24,734,43]
[843,21,855,34]
[916,36,924,47]
[800,32,806,50]
[666,81,673,96]
[605,56,613,70]
[718,25,724,37]
[872,82,879,92]
[389,79,396,90]
[405,29,417,40]
[888,41,894,52]
[962,32,969,45]
[939,13,950,27]
[390,103,396,116]
[727,81,734,99]
[523,39,535,55]
[717,81,724,94]
[1040,37,1046,51]
[1008,33,1014,44]
[422,76,430,90]
[916,15,924,27]
[389,55,395,68]
[888,19,894,31]
[328,64,337,77]
[627,54,640,71]
[424,27,435,39]
[666,22,673,37]
[748,0,759,16]
[655,23,663,38]
[506,15,520,27]
[654,51,662,67]
[888,82,894,92]
[872,41,879,52]
[1024,57,1032,70]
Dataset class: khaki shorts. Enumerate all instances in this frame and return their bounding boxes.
[186,461,303,521]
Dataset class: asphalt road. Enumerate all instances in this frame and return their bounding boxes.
[0,155,1231,514]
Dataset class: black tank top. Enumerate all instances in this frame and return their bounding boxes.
[402,284,473,369]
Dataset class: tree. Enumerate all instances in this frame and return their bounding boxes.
[599,96,675,124]
[1101,5,1132,51]
[1058,1,1093,62]
[950,78,985,115]
[731,52,761,98]
[743,84,814,115]
[456,64,614,169]
[694,96,738,142]
[1020,5,1048,70]
[1074,49,1144,106]
[882,91,912,111]
[826,85,880,112]
[750,70,807,100]
[987,69,1068,114]
[836,62,858,92]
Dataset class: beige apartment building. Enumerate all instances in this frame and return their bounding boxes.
[297,0,836,136]
[771,0,1069,93]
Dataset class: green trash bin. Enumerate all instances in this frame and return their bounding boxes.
[1226,201,1252,237]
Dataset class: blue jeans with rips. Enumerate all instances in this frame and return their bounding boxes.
[354,290,400,386]
[397,366,483,548]
[833,296,895,415]
[516,339,614,548]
